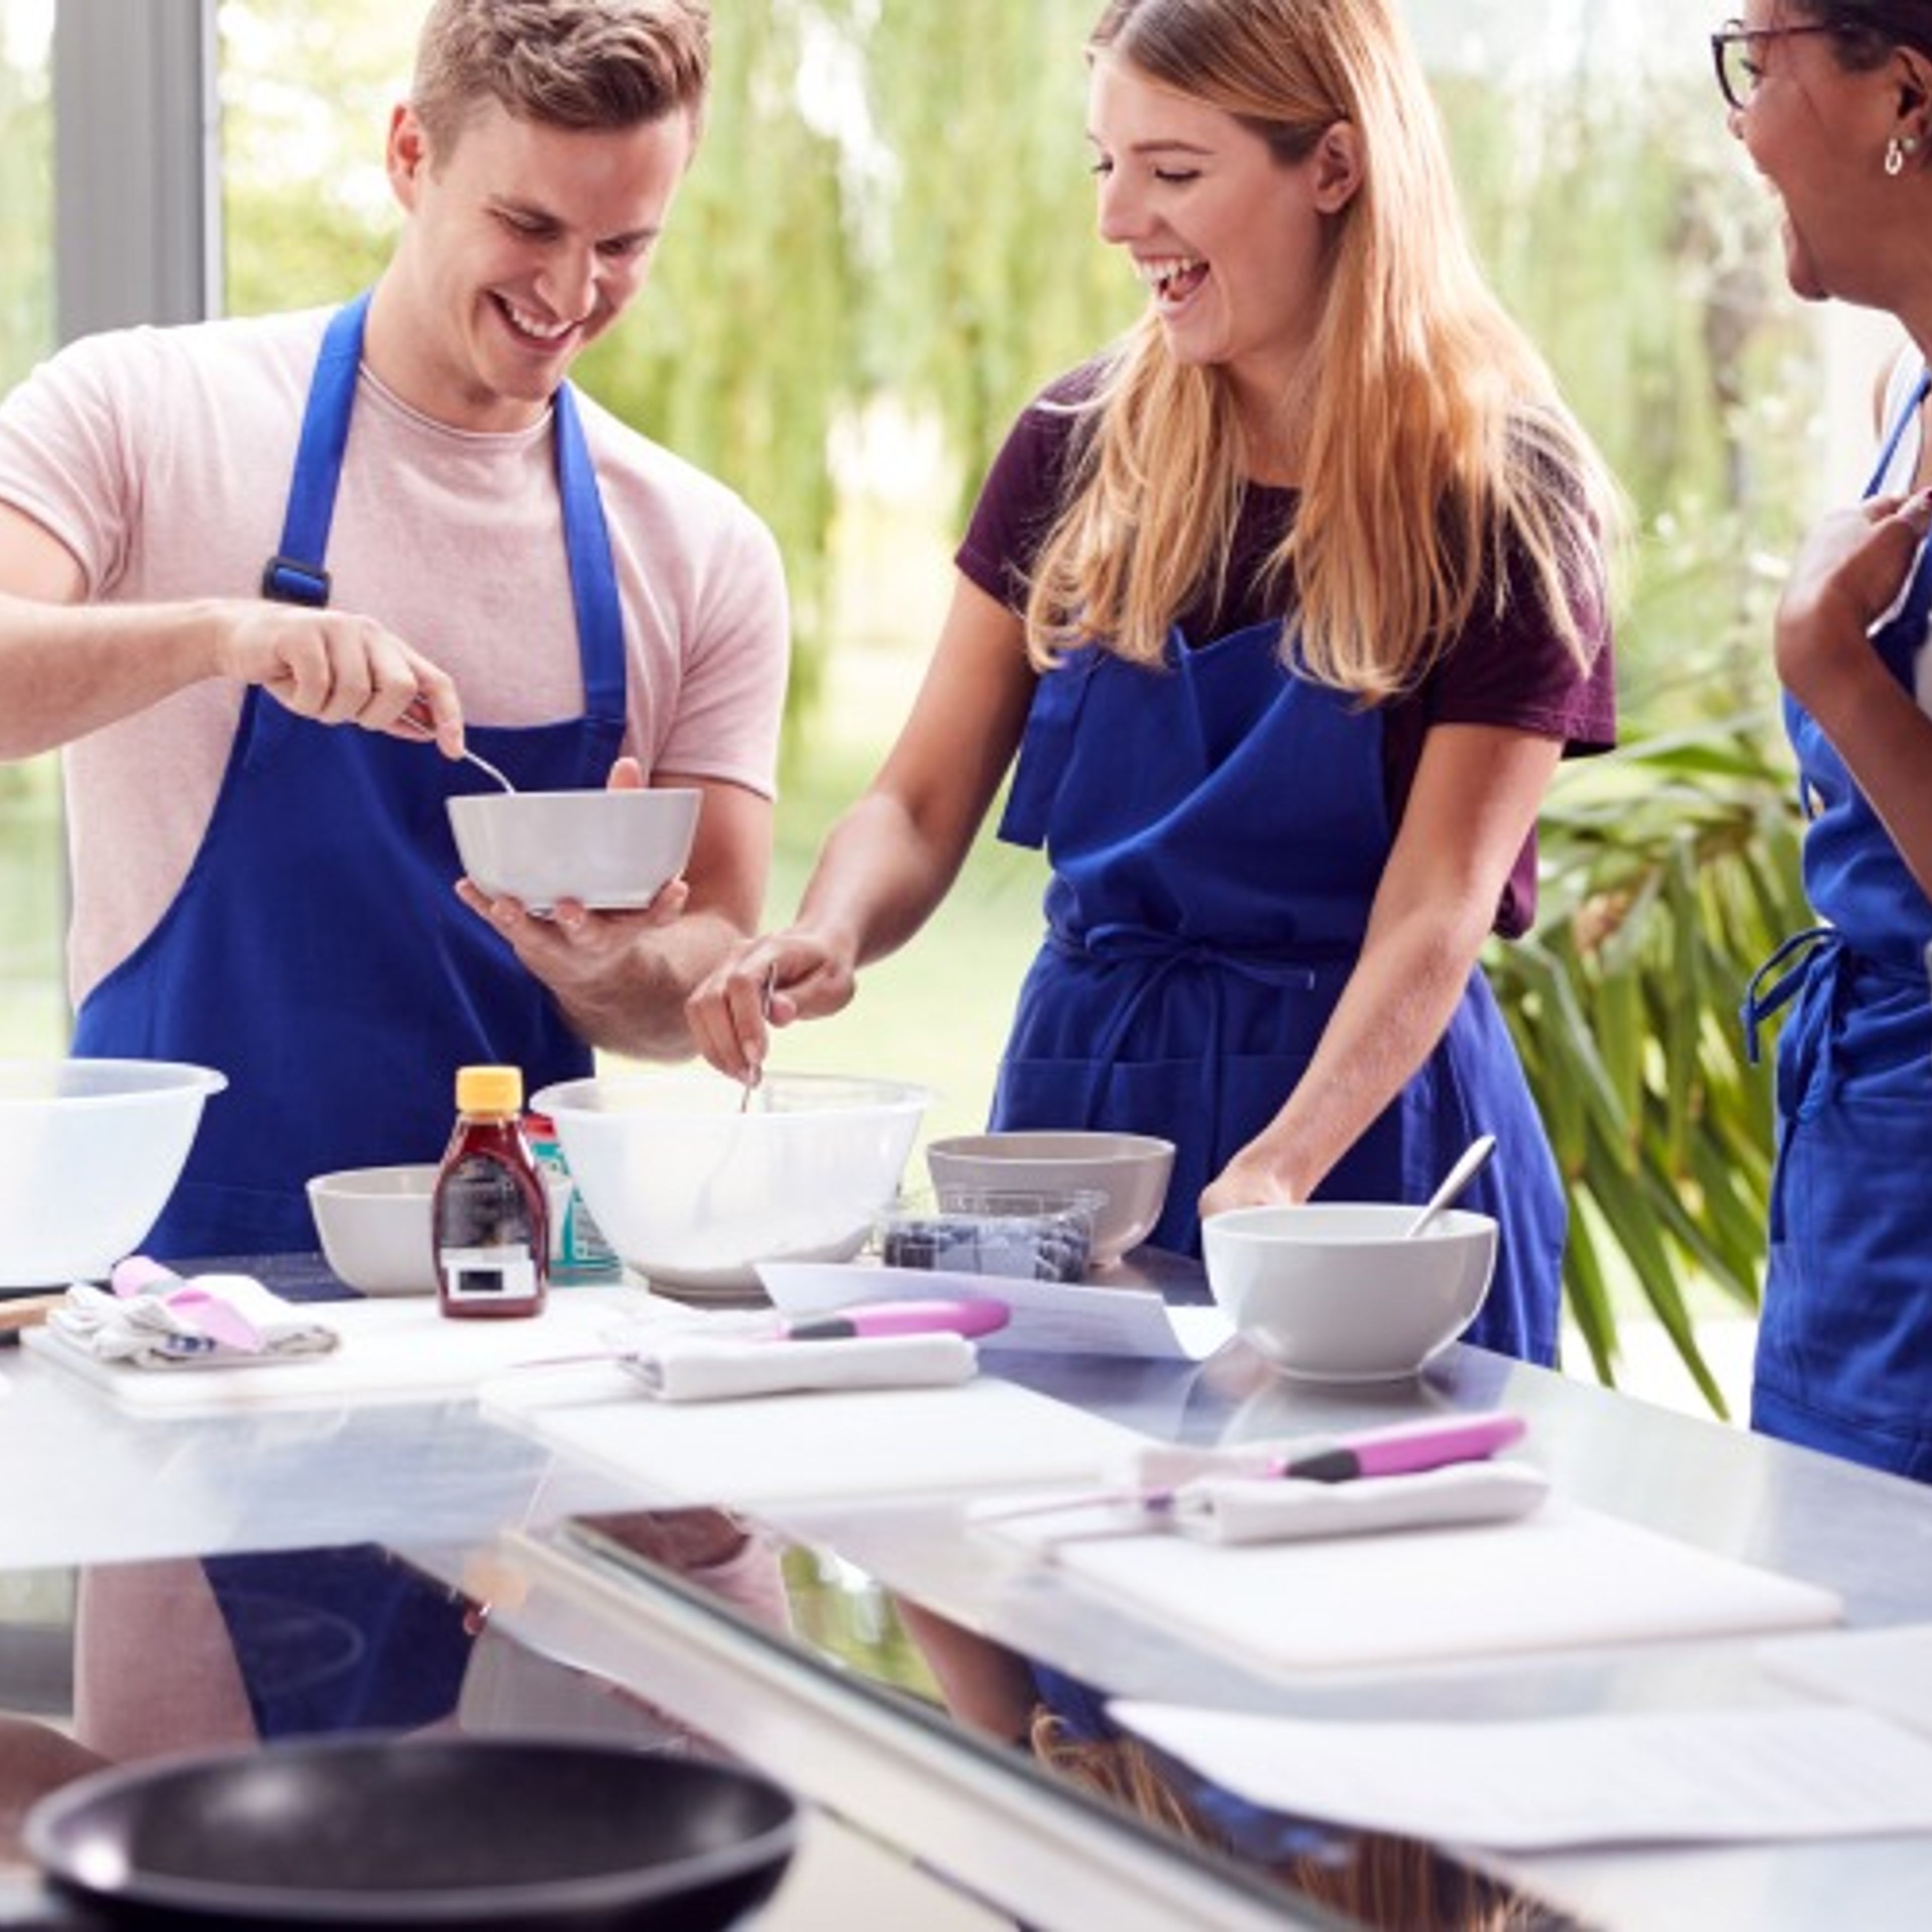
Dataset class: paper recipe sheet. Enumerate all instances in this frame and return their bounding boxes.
[1106,1702,1932,1852]
[757,1261,1231,1360]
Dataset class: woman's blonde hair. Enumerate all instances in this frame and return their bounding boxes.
[1026,0,1617,696]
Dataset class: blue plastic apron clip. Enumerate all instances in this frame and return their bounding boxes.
[260,555,332,607]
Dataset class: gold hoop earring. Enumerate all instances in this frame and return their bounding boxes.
[1886,134,1920,177]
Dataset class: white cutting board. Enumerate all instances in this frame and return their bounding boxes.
[999,1498,1841,1672]
[21,1286,649,1413]
[485,1366,1153,1506]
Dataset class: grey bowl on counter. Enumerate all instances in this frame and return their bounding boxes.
[924,1131,1175,1268]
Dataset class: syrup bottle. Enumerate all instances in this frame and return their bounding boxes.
[434,1065,548,1320]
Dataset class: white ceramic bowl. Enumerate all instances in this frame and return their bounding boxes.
[0,1059,227,1286]
[308,1164,441,1296]
[307,1163,570,1296]
[1201,1202,1497,1383]
[924,1131,1175,1268]
[447,788,700,915]
[533,1072,932,1295]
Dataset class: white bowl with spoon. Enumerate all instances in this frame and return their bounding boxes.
[447,787,701,916]
[1201,1138,1500,1381]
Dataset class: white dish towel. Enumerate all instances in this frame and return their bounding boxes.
[619,1331,977,1402]
[51,1266,341,1369]
[1170,1460,1551,1545]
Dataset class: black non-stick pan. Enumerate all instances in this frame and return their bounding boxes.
[20,1733,796,1929]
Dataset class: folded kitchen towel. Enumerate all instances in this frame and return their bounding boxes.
[620,1331,977,1403]
[1170,1460,1550,1546]
[51,1267,341,1369]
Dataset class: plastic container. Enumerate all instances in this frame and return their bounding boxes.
[924,1132,1175,1268]
[433,1066,548,1319]
[876,1189,1103,1283]
[524,1110,621,1284]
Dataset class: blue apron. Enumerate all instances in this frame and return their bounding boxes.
[71,293,628,1259]
[199,1543,475,1740]
[1741,371,1932,1481]
[994,620,1565,1364]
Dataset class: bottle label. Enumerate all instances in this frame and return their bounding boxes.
[436,1155,542,1306]
[560,1196,619,1278]
[528,1132,621,1282]
[440,1246,541,1304]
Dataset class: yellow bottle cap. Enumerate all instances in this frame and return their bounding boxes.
[455,1065,523,1116]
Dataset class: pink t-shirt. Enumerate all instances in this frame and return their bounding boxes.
[0,306,789,1004]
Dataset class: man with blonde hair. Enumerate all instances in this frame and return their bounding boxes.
[0,0,787,1258]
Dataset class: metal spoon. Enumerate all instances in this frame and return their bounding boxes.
[399,702,515,791]
[453,744,516,793]
[688,972,779,1239]
[1405,1133,1497,1239]
[738,964,778,1113]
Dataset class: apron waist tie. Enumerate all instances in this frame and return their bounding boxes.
[1741,925,1927,1066]
[1742,926,1839,1067]
[1046,922,1341,1076]
[1745,927,1927,1245]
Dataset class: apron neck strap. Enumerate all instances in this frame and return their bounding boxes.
[260,292,370,607]
[1864,364,1932,500]
[551,381,627,722]
[261,292,627,726]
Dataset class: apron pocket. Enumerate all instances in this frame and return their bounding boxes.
[1764,1089,1932,1447]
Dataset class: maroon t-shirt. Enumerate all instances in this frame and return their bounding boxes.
[956,373,1616,936]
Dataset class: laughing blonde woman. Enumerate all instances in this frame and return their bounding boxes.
[691,0,1618,1364]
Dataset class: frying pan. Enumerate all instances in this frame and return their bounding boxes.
[20,1733,796,1929]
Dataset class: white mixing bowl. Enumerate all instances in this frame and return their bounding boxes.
[533,1071,931,1295]
[0,1059,227,1286]
[925,1131,1175,1268]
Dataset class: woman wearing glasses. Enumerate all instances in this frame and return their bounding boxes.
[1721,5,1932,1481]
[690,0,1618,1363]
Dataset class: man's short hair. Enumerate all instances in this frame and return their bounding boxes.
[411,0,711,155]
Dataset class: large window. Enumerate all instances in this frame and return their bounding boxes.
[0,0,60,1056]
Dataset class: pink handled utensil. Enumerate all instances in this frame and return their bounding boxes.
[975,1409,1530,1525]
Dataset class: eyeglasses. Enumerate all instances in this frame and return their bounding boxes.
[1710,18,1839,113]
